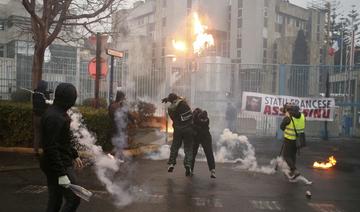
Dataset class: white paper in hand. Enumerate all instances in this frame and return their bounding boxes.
[68,184,93,202]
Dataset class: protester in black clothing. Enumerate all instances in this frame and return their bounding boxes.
[162,93,194,176]
[191,108,216,178]
[32,80,52,154]
[40,83,83,212]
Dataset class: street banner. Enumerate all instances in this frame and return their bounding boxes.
[241,92,336,121]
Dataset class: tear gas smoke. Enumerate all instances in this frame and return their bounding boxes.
[111,104,130,159]
[69,109,133,207]
[145,129,290,175]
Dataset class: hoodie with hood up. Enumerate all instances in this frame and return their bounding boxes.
[40,83,78,176]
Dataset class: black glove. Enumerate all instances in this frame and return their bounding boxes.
[161,97,168,103]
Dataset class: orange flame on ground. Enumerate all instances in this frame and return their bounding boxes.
[313,156,337,169]
[192,12,214,55]
[160,119,174,133]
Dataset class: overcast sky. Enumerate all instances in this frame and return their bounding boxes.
[290,0,360,14]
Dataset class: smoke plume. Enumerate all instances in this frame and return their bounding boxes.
[69,109,133,207]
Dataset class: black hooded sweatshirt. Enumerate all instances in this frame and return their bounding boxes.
[40,83,78,177]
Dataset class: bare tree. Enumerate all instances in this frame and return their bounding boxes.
[21,0,126,89]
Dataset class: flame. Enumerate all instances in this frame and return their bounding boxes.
[192,12,214,55]
[313,156,337,169]
[172,40,187,52]
[160,119,174,133]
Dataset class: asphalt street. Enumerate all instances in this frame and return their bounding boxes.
[0,137,359,212]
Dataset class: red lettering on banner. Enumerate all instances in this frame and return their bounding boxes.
[323,109,330,118]
[303,109,309,117]
[272,106,279,115]
[314,109,321,118]
[264,105,271,115]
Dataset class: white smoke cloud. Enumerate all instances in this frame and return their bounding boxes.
[145,129,290,175]
[69,109,133,207]
[111,103,130,159]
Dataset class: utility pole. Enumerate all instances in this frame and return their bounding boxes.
[95,32,101,109]
[323,2,331,140]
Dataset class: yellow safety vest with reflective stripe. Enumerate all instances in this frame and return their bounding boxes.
[284,113,305,140]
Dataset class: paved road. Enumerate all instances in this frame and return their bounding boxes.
[1,137,360,212]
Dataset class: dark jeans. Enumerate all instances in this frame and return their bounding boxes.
[191,131,215,171]
[168,126,194,168]
[33,115,42,153]
[44,167,81,212]
[282,139,297,172]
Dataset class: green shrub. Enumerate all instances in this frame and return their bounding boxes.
[82,98,107,108]
[0,101,33,147]
[78,107,113,151]
[11,89,32,102]
[0,101,113,150]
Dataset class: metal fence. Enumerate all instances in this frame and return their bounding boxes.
[1,54,360,137]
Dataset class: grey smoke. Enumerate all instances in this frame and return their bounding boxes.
[69,109,133,207]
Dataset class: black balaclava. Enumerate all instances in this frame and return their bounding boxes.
[167,93,178,103]
[115,91,125,102]
[36,80,48,93]
[53,83,77,111]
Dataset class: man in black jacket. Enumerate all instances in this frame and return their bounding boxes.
[32,80,52,154]
[162,93,194,176]
[40,83,83,212]
[191,108,216,178]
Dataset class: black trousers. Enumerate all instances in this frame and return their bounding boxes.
[282,139,297,172]
[168,126,194,168]
[191,131,215,171]
[44,167,81,212]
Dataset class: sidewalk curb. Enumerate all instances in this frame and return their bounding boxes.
[0,144,161,158]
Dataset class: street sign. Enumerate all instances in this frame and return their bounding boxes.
[106,49,124,58]
[88,57,108,79]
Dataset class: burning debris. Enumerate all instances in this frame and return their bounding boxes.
[192,12,214,55]
[313,156,337,169]
[172,12,214,55]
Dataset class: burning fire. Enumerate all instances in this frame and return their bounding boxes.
[313,156,337,169]
[172,12,214,55]
[192,12,214,55]
[172,40,187,52]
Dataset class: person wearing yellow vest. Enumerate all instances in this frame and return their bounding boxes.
[280,103,305,180]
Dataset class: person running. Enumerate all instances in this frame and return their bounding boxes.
[191,108,216,178]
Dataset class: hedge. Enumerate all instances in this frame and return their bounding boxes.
[0,101,112,151]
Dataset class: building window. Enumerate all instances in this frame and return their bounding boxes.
[264,8,268,17]
[237,39,242,48]
[0,21,4,30]
[238,0,243,8]
[296,19,300,27]
[237,18,242,28]
[187,0,192,8]
[264,17,268,27]
[276,14,283,24]
[0,45,4,57]
[264,0,269,7]
[162,17,166,27]
[263,50,267,63]
[238,8,242,17]
[263,38,267,48]
[237,49,241,58]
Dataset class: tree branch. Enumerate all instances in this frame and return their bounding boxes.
[65,0,116,20]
